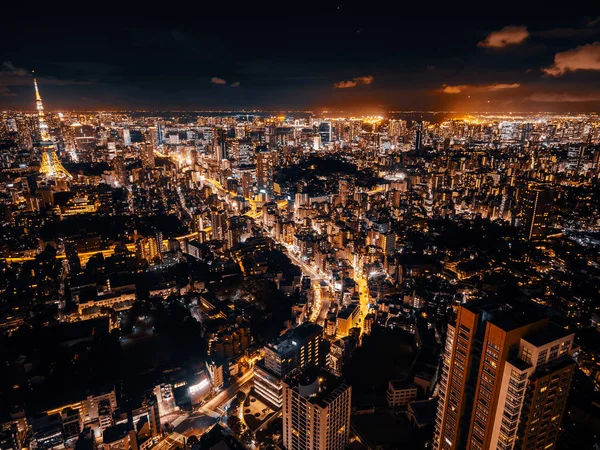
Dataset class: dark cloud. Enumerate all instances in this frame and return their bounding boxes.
[1,7,599,112]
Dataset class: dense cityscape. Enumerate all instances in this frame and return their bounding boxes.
[2,5,600,450]
[0,77,599,450]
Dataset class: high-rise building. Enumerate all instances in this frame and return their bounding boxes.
[566,145,585,173]
[214,128,227,161]
[210,210,227,241]
[381,232,397,255]
[135,232,163,264]
[521,184,552,241]
[122,128,131,146]
[254,323,324,409]
[256,147,273,190]
[338,179,351,207]
[282,369,351,450]
[238,139,254,167]
[318,121,332,143]
[156,121,165,144]
[143,394,161,439]
[415,121,423,151]
[433,302,576,450]
[140,142,155,169]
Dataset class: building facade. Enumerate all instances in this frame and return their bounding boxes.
[433,303,575,450]
[282,370,351,450]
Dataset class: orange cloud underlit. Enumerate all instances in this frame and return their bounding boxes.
[210,77,227,85]
[543,42,600,76]
[488,83,521,91]
[441,83,521,94]
[442,85,467,94]
[478,26,529,48]
[334,75,373,89]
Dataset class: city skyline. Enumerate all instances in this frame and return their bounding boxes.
[1,6,599,450]
[1,4,600,112]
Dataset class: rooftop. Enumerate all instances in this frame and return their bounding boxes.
[523,323,574,347]
[283,368,350,409]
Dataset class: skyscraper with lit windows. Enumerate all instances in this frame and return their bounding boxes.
[521,184,552,241]
[282,369,351,450]
[433,303,575,450]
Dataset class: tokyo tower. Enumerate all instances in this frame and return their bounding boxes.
[34,74,72,179]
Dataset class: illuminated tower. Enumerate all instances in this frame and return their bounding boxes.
[34,75,72,179]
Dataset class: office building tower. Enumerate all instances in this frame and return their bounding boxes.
[319,121,332,143]
[565,145,585,173]
[389,119,407,138]
[210,210,227,241]
[381,232,397,255]
[214,128,227,161]
[256,147,273,190]
[415,121,423,151]
[122,128,131,146]
[338,179,350,207]
[265,124,277,146]
[241,170,253,198]
[521,185,552,241]
[156,122,165,144]
[282,369,351,450]
[433,302,575,450]
[140,142,155,169]
[148,126,158,149]
[238,139,254,166]
[254,323,324,409]
[113,156,127,186]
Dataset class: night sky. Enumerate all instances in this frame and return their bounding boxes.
[1,2,599,113]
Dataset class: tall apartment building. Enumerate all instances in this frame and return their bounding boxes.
[433,302,575,450]
[254,323,324,409]
[282,369,351,450]
[140,142,155,169]
[256,147,273,190]
[521,185,552,241]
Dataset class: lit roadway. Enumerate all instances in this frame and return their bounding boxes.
[152,370,254,450]
[201,176,332,325]
[1,233,199,264]
[199,369,254,416]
